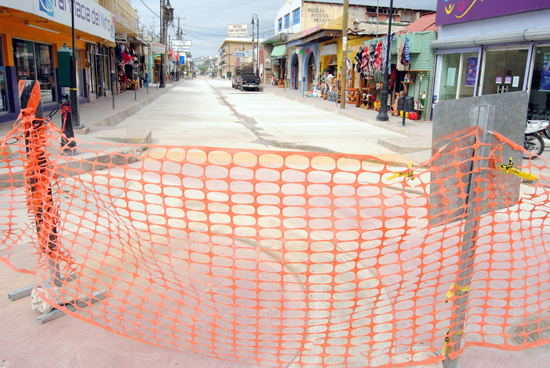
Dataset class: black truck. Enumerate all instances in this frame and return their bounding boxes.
[235,66,261,92]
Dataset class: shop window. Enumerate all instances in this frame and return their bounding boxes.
[13,39,56,104]
[440,52,479,101]
[0,36,7,112]
[439,53,460,101]
[481,48,528,96]
[528,46,550,120]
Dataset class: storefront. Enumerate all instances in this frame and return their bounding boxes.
[0,1,115,123]
[87,43,112,99]
[0,35,8,114]
[271,44,287,87]
[432,1,550,121]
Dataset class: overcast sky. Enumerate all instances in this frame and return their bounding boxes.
[131,0,437,59]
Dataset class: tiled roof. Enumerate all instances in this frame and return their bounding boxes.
[402,13,438,33]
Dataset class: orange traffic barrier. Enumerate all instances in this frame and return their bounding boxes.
[1,112,549,367]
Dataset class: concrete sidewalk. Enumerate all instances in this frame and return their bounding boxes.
[0,79,180,144]
[261,84,433,164]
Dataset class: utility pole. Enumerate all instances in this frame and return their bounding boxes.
[160,0,165,88]
[339,0,349,109]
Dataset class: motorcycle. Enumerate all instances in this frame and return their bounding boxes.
[523,120,549,159]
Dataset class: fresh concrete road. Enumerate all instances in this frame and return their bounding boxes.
[100,78,406,156]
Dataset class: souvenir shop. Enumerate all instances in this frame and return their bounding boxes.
[348,31,436,120]
[116,43,141,92]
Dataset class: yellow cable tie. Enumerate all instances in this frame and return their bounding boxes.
[388,162,415,181]
[442,330,465,357]
[500,157,538,181]
[445,283,471,304]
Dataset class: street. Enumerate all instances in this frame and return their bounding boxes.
[1,78,550,368]
[107,78,409,157]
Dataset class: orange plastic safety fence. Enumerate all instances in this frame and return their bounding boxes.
[1,118,550,367]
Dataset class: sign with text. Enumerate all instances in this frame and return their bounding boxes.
[151,42,166,53]
[173,46,191,53]
[228,24,248,37]
[0,0,115,41]
[172,40,192,47]
[436,0,550,26]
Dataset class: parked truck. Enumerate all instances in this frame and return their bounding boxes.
[233,65,260,92]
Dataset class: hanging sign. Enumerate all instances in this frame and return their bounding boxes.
[465,57,478,87]
[539,53,550,92]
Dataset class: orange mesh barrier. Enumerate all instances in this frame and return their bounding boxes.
[1,113,550,367]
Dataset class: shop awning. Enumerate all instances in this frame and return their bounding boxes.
[271,45,287,58]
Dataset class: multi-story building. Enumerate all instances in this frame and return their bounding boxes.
[219,38,255,79]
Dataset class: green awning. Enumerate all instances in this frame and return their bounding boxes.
[271,45,287,58]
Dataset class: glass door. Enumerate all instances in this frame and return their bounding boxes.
[481,47,529,95]
[528,45,550,120]
[0,35,8,112]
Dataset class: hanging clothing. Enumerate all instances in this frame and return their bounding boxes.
[373,42,383,71]
[397,36,407,71]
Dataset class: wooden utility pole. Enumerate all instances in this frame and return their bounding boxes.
[340,0,349,109]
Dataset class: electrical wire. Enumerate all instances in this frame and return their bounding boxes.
[184,0,260,16]
[139,0,160,18]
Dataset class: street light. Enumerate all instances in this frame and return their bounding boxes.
[376,0,393,121]
[160,0,174,88]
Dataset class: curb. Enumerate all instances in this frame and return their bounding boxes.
[263,87,426,138]
[91,83,177,128]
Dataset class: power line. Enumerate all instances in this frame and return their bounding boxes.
[184,0,260,16]
[139,0,159,18]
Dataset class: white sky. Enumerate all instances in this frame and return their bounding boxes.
[132,0,437,59]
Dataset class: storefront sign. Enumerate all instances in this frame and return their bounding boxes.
[173,46,191,53]
[115,33,127,42]
[540,53,550,92]
[151,42,166,53]
[320,44,337,56]
[0,0,115,41]
[436,0,550,26]
[172,40,192,47]
[465,57,477,86]
[228,24,248,37]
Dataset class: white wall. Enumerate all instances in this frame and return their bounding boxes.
[275,0,302,35]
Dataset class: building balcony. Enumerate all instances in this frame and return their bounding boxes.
[99,0,139,36]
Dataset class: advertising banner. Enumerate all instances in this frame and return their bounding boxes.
[465,57,478,86]
[0,0,115,41]
[540,53,550,92]
[151,42,166,53]
[436,0,550,26]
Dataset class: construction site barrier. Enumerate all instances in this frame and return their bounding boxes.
[1,95,549,367]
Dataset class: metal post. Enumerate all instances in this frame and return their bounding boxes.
[146,72,149,94]
[376,0,393,121]
[20,80,62,287]
[70,0,82,128]
[443,105,495,368]
[160,0,166,88]
[60,93,76,153]
[110,70,115,109]
[339,0,349,109]
[134,69,137,100]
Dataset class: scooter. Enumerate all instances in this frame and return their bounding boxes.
[523,120,549,159]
